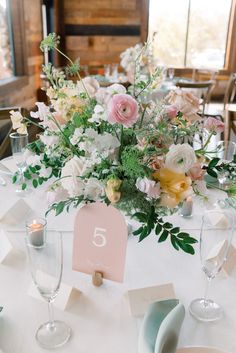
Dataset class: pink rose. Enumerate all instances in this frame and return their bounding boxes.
[107,94,139,127]
[188,162,205,181]
[204,117,224,133]
[165,104,179,119]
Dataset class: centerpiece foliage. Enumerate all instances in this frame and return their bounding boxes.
[10,34,236,255]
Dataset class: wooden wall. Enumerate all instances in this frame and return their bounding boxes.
[64,0,144,66]
[0,0,43,109]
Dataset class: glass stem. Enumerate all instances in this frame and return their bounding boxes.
[47,300,55,329]
[204,277,211,307]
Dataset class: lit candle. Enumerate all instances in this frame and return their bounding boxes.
[180,196,193,218]
[27,219,45,247]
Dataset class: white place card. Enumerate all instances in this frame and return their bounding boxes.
[28,272,81,311]
[0,229,13,263]
[127,283,176,316]
[222,244,236,276]
[0,198,32,225]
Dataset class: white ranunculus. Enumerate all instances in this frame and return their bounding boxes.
[135,177,160,199]
[61,156,88,197]
[95,87,111,105]
[77,77,100,98]
[84,178,105,200]
[106,84,126,96]
[165,144,196,173]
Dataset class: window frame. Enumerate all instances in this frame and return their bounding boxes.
[145,0,236,75]
[0,0,29,97]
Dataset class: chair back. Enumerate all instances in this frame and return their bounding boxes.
[223,73,236,109]
[175,80,215,115]
[0,107,21,160]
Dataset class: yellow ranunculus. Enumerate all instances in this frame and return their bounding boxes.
[153,168,192,208]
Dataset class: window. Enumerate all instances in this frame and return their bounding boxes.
[149,0,232,69]
[0,0,14,80]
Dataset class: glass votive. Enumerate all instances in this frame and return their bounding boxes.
[179,196,193,218]
[26,218,47,247]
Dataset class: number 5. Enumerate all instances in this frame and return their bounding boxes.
[92,227,107,247]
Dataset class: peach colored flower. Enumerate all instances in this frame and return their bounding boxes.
[166,89,200,121]
[204,117,224,133]
[188,162,206,181]
[153,168,192,207]
[107,94,139,127]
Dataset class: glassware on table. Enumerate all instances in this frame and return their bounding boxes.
[189,209,234,322]
[216,140,236,189]
[25,226,71,349]
[10,132,28,194]
[168,67,175,80]
[104,64,111,81]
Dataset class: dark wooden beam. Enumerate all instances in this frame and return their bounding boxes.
[65,24,141,37]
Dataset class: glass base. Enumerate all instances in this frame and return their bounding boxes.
[36,320,71,349]
[189,298,223,322]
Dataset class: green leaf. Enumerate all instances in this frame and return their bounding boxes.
[139,227,150,242]
[163,222,173,229]
[177,241,195,254]
[12,175,17,183]
[170,235,179,251]
[22,183,27,190]
[158,229,169,243]
[32,179,38,188]
[55,202,65,216]
[155,223,162,235]
[207,168,218,178]
[208,158,220,169]
[132,212,147,223]
[29,166,36,173]
[177,232,191,239]
[24,171,32,180]
[182,236,198,244]
[133,227,144,236]
[171,227,180,234]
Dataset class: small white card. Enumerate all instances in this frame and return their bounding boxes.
[0,198,32,225]
[207,212,229,229]
[28,272,81,311]
[127,283,176,316]
[0,229,13,263]
[222,244,236,275]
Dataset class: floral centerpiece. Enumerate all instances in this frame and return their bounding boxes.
[10,34,236,255]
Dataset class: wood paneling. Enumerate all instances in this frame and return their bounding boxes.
[64,0,145,66]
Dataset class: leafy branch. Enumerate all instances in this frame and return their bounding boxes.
[132,205,197,254]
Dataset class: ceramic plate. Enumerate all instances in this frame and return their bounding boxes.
[176,347,228,353]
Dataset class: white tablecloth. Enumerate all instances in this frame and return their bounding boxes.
[0,158,236,353]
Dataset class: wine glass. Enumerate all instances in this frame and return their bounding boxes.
[216,140,236,189]
[189,209,234,322]
[10,132,28,194]
[25,227,71,349]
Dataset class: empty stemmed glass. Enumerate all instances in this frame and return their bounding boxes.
[189,209,234,322]
[10,132,28,194]
[216,140,236,189]
[25,227,71,349]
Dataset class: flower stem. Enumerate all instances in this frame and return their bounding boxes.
[55,48,92,102]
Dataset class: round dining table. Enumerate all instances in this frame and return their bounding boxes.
[0,157,235,353]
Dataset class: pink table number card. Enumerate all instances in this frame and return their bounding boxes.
[73,202,128,282]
